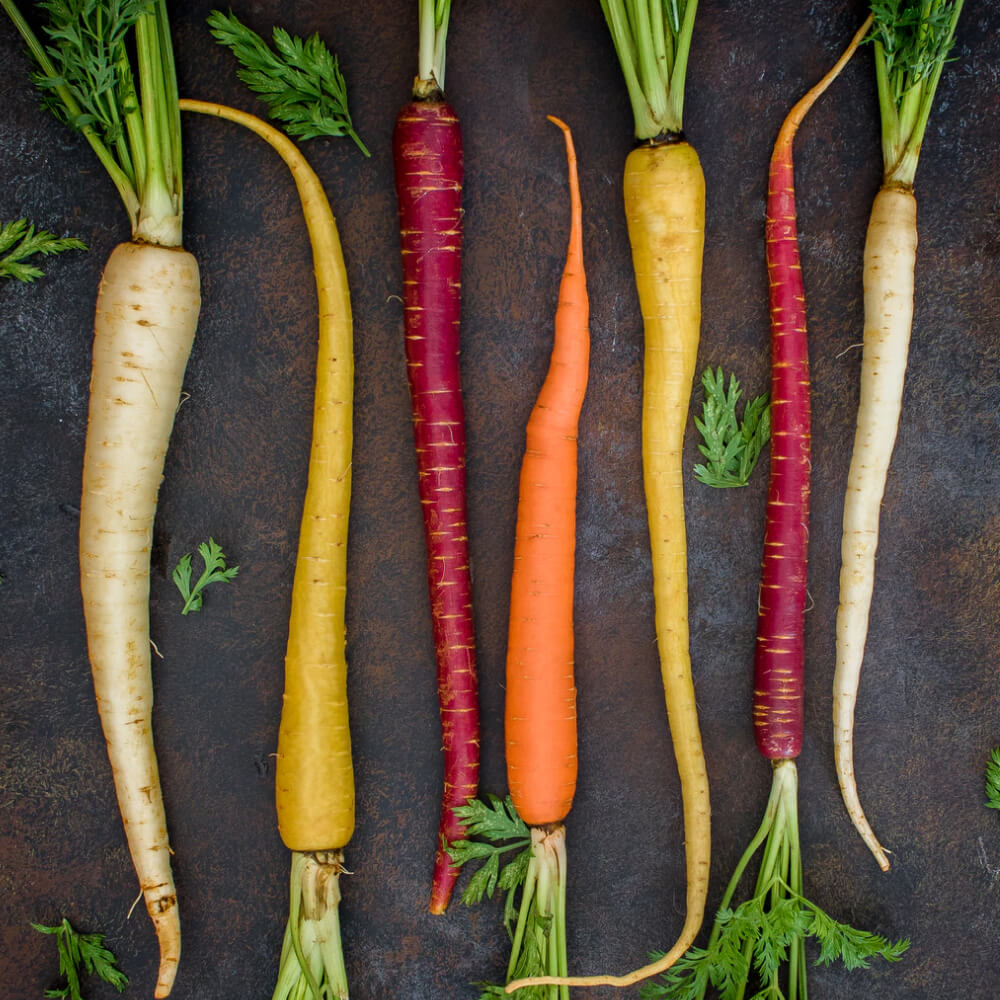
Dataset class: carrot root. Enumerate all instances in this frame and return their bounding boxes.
[834,183,915,873]
[392,96,480,913]
[504,115,588,829]
[179,98,357,990]
[80,240,200,999]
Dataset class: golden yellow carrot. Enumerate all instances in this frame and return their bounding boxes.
[180,97,354,1000]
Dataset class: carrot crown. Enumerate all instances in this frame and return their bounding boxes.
[2,0,184,246]
[600,0,699,139]
[415,0,452,98]
[871,0,964,187]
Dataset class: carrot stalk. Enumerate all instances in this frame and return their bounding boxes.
[833,0,964,871]
[179,97,355,1000]
[393,0,480,914]
[643,20,908,1000]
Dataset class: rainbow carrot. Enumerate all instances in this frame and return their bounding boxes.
[449,115,587,1000]
[833,0,964,872]
[392,0,480,914]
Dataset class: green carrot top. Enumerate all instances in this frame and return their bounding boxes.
[871,0,964,187]
[600,0,699,139]
[2,0,185,246]
[415,0,452,98]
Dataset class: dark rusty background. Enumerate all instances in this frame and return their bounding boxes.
[2,2,999,998]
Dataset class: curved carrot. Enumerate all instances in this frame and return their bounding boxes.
[82,241,199,999]
[505,115,588,829]
[834,0,963,873]
[179,99,355,1000]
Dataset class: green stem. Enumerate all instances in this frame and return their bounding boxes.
[273,851,349,1000]
[875,0,964,186]
[505,825,568,997]
[416,0,451,95]
[507,851,539,983]
[0,0,140,225]
[600,0,699,138]
[133,3,180,244]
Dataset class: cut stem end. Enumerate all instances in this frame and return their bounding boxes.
[272,851,349,1000]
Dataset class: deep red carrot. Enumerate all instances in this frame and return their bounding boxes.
[643,20,907,1000]
[392,0,479,915]
[751,68,814,764]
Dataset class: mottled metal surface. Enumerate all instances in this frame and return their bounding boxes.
[2,2,999,998]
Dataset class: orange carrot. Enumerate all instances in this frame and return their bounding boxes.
[449,115,587,998]
[505,116,588,831]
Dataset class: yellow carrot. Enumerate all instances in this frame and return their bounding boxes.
[180,98,354,1000]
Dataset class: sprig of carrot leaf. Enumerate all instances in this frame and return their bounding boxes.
[639,886,908,1000]
[172,538,239,615]
[693,367,770,488]
[2,0,184,239]
[0,219,86,282]
[985,747,1000,810]
[448,796,531,918]
[32,918,128,1000]
[207,9,369,155]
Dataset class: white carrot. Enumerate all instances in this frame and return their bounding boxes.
[834,0,964,871]
[2,2,198,994]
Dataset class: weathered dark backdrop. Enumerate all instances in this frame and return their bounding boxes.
[2,2,999,998]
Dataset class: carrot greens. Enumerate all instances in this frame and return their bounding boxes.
[985,748,1000,811]
[2,0,184,243]
[206,9,368,155]
[172,538,239,616]
[693,368,770,488]
[0,219,85,282]
[448,796,531,913]
[641,762,908,1000]
[33,918,128,1000]
[870,0,963,186]
[600,0,698,138]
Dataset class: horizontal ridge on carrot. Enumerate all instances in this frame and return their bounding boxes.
[448,114,587,1000]
[392,0,480,915]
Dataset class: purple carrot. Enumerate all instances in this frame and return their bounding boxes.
[392,0,479,914]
